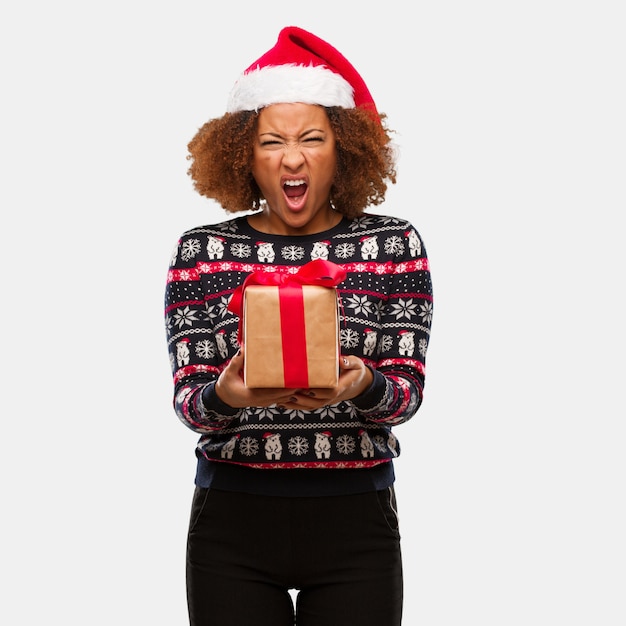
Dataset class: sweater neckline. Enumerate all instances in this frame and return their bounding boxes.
[238,214,349,241]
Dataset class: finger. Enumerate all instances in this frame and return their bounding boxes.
[340,355,355,370]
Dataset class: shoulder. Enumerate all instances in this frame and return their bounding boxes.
[173,216,254,250]
[343,213,419,235]
[178,215,247,239]
[169,217,251,268]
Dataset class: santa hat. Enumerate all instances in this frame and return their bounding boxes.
[227,26,378,120]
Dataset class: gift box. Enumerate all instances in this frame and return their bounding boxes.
[243,284,340,388]
[228,260,347,389]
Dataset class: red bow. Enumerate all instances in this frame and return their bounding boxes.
[228,259,347,321]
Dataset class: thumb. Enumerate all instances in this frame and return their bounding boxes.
[228,345,245,371]
[340,355,354,370]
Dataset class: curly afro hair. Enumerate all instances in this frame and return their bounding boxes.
[187,106,397,219]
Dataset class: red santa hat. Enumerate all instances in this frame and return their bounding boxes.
[227,26,378,120]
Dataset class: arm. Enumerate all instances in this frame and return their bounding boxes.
[351,226,433,426]
[164,235,242,433]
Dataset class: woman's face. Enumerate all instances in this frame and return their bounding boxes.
[251,103,338,235]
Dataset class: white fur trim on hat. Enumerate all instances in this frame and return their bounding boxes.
[226,64,355,113]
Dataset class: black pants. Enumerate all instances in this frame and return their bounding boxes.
[186,486,403,626]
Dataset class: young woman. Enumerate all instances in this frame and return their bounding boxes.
[165,26,433,626]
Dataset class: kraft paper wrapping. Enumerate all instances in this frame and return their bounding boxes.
[243,284,340,388]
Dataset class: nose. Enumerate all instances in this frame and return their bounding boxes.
[282,143,305,168]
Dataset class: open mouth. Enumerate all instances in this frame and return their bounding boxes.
[283,179,308,208]
[284,179,307,197]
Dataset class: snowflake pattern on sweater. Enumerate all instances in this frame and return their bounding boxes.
[165,213,433,469]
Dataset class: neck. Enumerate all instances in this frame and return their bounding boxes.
[248,205,341,236]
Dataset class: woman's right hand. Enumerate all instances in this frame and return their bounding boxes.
[214,346,300,409]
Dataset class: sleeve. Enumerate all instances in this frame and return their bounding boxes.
[352,225,433,426]
[164,235,242,434]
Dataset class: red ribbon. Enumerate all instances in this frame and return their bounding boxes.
[228,259,347,388]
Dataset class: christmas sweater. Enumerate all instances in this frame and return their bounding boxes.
[164,213,433,471]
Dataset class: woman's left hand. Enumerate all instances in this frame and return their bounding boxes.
[281,355,373,410]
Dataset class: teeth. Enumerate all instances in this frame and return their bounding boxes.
[284,179,305,186]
